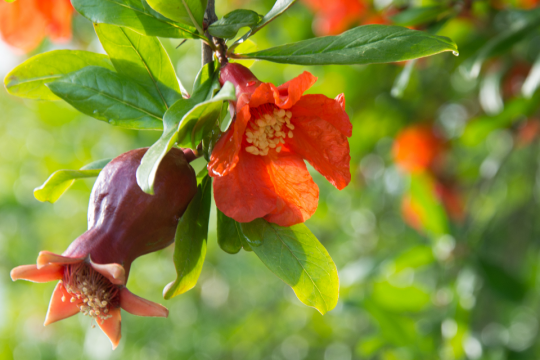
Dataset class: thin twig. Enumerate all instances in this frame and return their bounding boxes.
[202,0,218,66]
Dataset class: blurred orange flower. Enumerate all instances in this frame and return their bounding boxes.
[0,0,72,52]
[301,0,367,35]
[392,125,443,173]
[209,63,352,227]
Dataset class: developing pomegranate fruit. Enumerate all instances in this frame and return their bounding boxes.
[11,148,198,349]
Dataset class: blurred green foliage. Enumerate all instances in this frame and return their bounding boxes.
[2,0,540,359]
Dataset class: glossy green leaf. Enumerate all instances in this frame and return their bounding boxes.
[208,9,260,39]
[4,50,114,101]
[71,0,202,39]
[163,174,212,299]
[460,8,540,79]
[136,81,235,194]
[390,6,450,27]
[241,219,339,315]
[34,158,112,203]
[230,0,296,51]
[47,66,165,130]
[94,23,181,109]
[235,25,458,65]
[409,173,449,238]
[146,0,207,30]
[217,209,243,254]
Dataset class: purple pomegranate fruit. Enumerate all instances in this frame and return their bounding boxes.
[10,148,198,349]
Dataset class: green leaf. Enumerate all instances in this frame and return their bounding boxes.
[71,0,202,39]
[372,281,431,313]
[208,9,260,39]
[4,50,114,101]
[390,5,450,27]
[47,66,165,130]
[146,0,207,30]
[241,219,339,315]
[460,9,540,79]
[34,158,112,203]
[230,0,296,51]
[94,23,181,109]
[136,81,235,194]
[216,209,243,254]
[163,174,212,299]
[235,25,458,65]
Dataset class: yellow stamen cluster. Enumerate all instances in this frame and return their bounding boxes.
[62,263,118,323]
[245,108,294,156]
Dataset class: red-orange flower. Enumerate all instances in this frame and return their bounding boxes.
[301,0,367,35]
[11,148,197,349]
[0,0,72,52]
[392,125,443,173]
[208,63,351,227]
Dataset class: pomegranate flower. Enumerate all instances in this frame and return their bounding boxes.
[208,63,351,227]
[11,148,197,349]
[0,0,72,52]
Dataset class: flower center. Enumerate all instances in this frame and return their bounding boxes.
[62,262,119,322]
[245,105,294,156]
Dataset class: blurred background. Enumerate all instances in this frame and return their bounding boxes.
[1,0,540,359]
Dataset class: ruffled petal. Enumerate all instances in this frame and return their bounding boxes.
[119,288,168,318]
[288,116,351,190]
[37,251,84,269]
[208,105,251,177]
[335,93,345,110]
[213,150,277,223]
[248,83,278,109]
[89,258,126,286]
[97,307,122,350]
[11,264,63,283]
[44,282,81,326]
[263,151,319,227]
[274,72,317,109]
[291,94,352,137]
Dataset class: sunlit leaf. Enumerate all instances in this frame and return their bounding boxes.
[235,25,458,65]
[146,0,207,29]
[163,174,212,299]
[33,158,112,203]
[136,81,235,194]
[94,23,182,109]
[71,0,202,39]
[47,66,165,130]
[208,9,260,39]
[241,219,339,315]
[372,281,431,313]
[4,50,114,101]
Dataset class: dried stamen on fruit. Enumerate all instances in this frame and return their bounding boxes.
[245,104,293,156]
[63,262,119,322]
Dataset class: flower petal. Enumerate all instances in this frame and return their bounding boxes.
[274,72,317,109]
[247,83,277,109]
[213,150,277,223]
[89,258,126,286]
[263,151,319,227]
[0,0,47,52]
[289,116,351,190]
[208,105,251,177]
[97,307,122,350]
[11,264,63,283]
[36,0,72,41]
[119,288,168,318]
[37,251,84,269]
[335,93,345,110]
[291,94,352,137]
[44,282,81,326]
